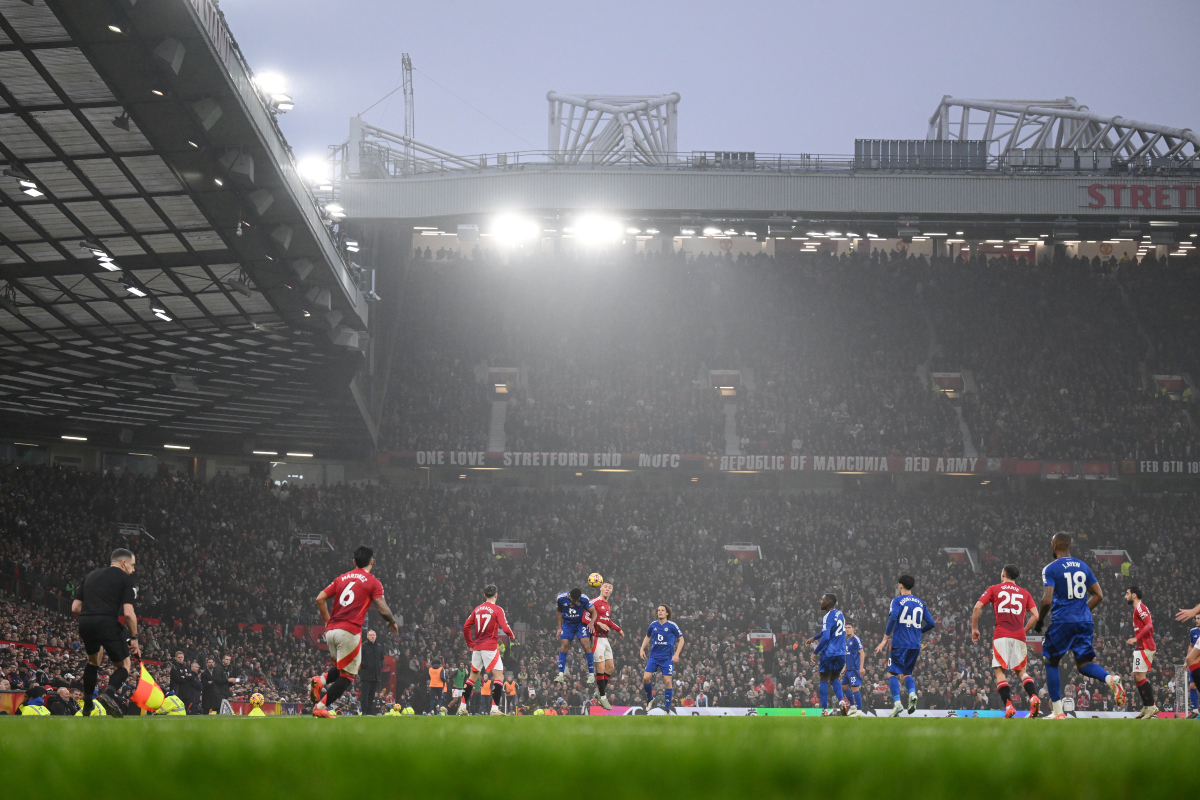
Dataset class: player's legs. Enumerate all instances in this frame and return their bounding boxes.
[1184,646,1200,716]
[580,633,596,682]
[642,670,656,707]
[318,630,360,715]
[1014,666,1038,715]
[489,668,506,714]
[1068,626,1124,707]
[556,628,573,679]
[1131,649,1157,718]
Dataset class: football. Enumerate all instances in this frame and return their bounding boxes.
[587,572,603,587]
[250,693,265,707]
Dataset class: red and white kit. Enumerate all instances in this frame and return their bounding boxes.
[977,581,1035,671]
[1131,600,1156,673]
[321,569,384,675]
[463,601,514,673]
[587,597,622,661]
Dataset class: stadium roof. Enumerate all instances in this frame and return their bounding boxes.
[0,0,377,458]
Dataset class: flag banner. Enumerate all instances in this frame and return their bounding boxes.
[943,548,968,564]
[130,663,165,711]
[747,632,776,651]
[1091,549,1132,567]
[725,544,761,562]
[491,542,527,559]
[586,705,1148,718]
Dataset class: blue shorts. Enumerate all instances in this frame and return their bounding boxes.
[644,653,674,677]
[887,647,920,676]
[1042,621,1095,662]
[842,673,862,688]
[560,622,591,641]
[819,655,846,675]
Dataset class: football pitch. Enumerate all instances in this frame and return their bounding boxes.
[3,716,1194,799]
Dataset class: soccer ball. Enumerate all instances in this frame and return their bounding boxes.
[250,693,265,707]
[587,572,604,588]
[401,706,415,715]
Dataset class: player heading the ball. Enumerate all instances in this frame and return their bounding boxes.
[554,587,596,684]
[640,604,684,713]
[587,581,623,710]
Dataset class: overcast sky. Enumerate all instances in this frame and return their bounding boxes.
[219,0,1200,164]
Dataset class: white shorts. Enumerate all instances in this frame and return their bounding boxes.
[452,688,463,698]
[325,628,362,675]
[471,649,503,673]
[1132,649,1155,673]
[593,637,614,662]
[991,637,1028,671]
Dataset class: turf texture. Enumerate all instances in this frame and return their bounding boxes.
[2,716,1195,799]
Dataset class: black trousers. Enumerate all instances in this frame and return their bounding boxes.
[361,680,379,715]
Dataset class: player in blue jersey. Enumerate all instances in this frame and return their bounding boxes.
[805,593,849,716]
[639,604,684,713]
[554,588,596,685]
[874,575,935,717]
[841,623,866,716]
[1034,532,1125,719]
[1176,602,1200,718]
[1189,624,1200,718]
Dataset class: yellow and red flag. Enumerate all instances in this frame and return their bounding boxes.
[131,663,165,711]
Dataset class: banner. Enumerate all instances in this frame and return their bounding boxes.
[491,542,527,559]
[229,701,302,716]
[587,704,1155,718]
[725,544,761,562]
[1091,549,1132,567]
[747,632,776,651]
[943,548,968,565]
[379,450,1200,479]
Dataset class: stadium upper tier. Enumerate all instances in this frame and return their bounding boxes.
[0,0,378,458]
[377,247,1198,465]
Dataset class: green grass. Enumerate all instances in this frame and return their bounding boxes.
[3,716,1195,799]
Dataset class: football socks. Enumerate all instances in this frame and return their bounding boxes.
[1136,678,1154,707]
[585,652,595,673]
[1022,677,1037,697]
[888,676,901,704]
[643,683,654,703]
[664,688,673,710]
[82,663,99,711]
[818,681,829,709]
[831,681,844,703]
[904,676,916,697]
[997,681,1011,705]
[107,666,128,699]
[1045,665,1062,701]
[557,653,567,674]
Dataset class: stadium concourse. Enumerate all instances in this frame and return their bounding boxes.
[2,462,1199,715]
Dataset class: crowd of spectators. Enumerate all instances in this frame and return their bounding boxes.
[3,462,1198,714]
[379,247,1197,461]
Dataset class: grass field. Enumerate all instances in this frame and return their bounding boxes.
[3,717,1196,799]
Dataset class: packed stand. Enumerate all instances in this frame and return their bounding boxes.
[3,462,1199,714]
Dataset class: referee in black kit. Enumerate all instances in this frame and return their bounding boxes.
[71,548,140,717]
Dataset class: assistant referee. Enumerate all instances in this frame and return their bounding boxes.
[71,548,140,717]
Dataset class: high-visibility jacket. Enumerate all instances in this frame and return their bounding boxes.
[505,680,517,697]
[428,667,445,688]
[384,708,402,716]
[20,704,50,716]
[157,694,187,715]
[74,702,107,717]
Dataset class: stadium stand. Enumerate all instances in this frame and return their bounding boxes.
[3,462,1197,712]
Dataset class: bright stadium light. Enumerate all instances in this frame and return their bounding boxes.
[492,214,541,244]
[574,215,623,244]
[297,157,331,185]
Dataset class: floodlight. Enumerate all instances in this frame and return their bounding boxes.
[163,444,190,450]
[325,203,345,219]
[297,157,331,185]
[125,285,147,297]
[61,435,88,441]
[253,72,288,96]
[492,214,541,244]
[574,215,623,244]
[702,227,721,236]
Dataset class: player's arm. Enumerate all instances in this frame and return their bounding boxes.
[1086,581,1103,611]
[372,596,400,634]
[921,605,936,633]
[1024,597,1040,633]
[499,607,515,639]
[609,620,623,637]
[123,602,140,656]
[639,635,650,660]
[876,604,898,653]
[970,601,985,642]
[462,615,475,648]
[315,590,332,624]
[1035,586,1053,632]
[672,634,684,663]
[556,609,563,635]
[585,599,596,634]
[71,599,82,620]
[1175,603,1200,622]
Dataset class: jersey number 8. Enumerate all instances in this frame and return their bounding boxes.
[1063,571,1088,600]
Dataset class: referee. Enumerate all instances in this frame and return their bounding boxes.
[71,548,140,717]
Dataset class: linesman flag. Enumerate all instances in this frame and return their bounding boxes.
[131,663,165,711]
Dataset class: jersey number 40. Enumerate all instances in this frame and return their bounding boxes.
[899,606,924,628]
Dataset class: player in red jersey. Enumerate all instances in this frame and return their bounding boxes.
[1124,587,1158,718]
[971,564,1041,719]
[311,546,398,718]
[587,582,624,710]
[459,584,515,716]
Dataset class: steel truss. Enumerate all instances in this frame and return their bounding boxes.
[547,92,679,166]
[928,96,1200,167]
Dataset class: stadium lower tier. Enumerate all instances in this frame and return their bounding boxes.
[1,464,1198,714]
